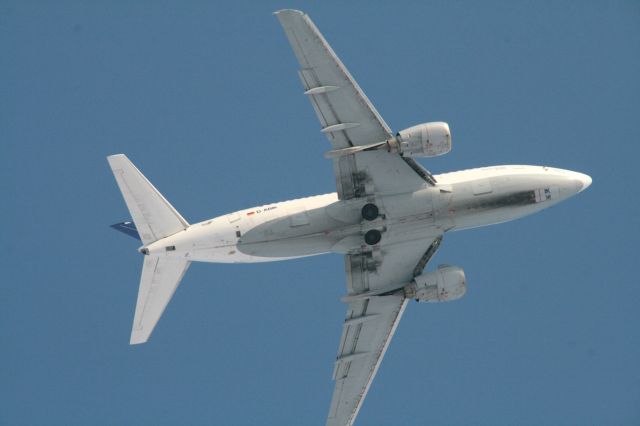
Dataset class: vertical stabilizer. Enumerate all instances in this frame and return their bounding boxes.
[107,154,188,245]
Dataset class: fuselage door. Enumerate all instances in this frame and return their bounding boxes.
[227,212,241,224]
[472,179,493,195]
[289,211,310,227]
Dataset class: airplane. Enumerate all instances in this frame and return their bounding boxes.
[107,9,591,426]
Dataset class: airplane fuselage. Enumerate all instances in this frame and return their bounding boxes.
[141,165,591,263]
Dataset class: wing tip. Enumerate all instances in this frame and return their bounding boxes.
[107,153,128,168]
[130,332,149,345]
[273,9,305,20]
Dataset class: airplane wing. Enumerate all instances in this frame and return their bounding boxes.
[275,9,435,200]
[330,295,408,426]
[328,237,442,426]
[275,10,443,424]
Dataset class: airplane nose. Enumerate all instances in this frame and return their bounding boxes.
[574,173,592,193]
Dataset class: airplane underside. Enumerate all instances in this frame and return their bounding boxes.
[108,9,591,426]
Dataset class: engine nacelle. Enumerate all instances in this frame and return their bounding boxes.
[404,265,466,302]
[396,122,451,158]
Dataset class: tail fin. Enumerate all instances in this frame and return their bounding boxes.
[107,154,188,245]
[108,154,191,344]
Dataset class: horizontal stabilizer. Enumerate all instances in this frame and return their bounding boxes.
[107,154,188,245]
[131,256,191,344]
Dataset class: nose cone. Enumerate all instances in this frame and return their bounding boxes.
[549,168,592,199]
[573,172,592,193]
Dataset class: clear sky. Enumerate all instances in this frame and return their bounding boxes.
[2,1,639,425]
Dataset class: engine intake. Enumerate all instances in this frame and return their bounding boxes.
[404,265,466,302]
[395,122,451,158]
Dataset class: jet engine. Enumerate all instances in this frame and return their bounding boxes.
[404,265,466,302]
[395,122,451,158]
[323,121,451,159]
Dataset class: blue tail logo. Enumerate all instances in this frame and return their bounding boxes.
[110,221,141,241]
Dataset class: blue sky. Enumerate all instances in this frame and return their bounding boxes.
[2,1,639,425]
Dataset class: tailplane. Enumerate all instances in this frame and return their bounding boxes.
[107,154,191,344]
[130,256,190,344]
[107,154,188,245]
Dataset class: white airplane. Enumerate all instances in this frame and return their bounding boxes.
[108,9,591,426]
